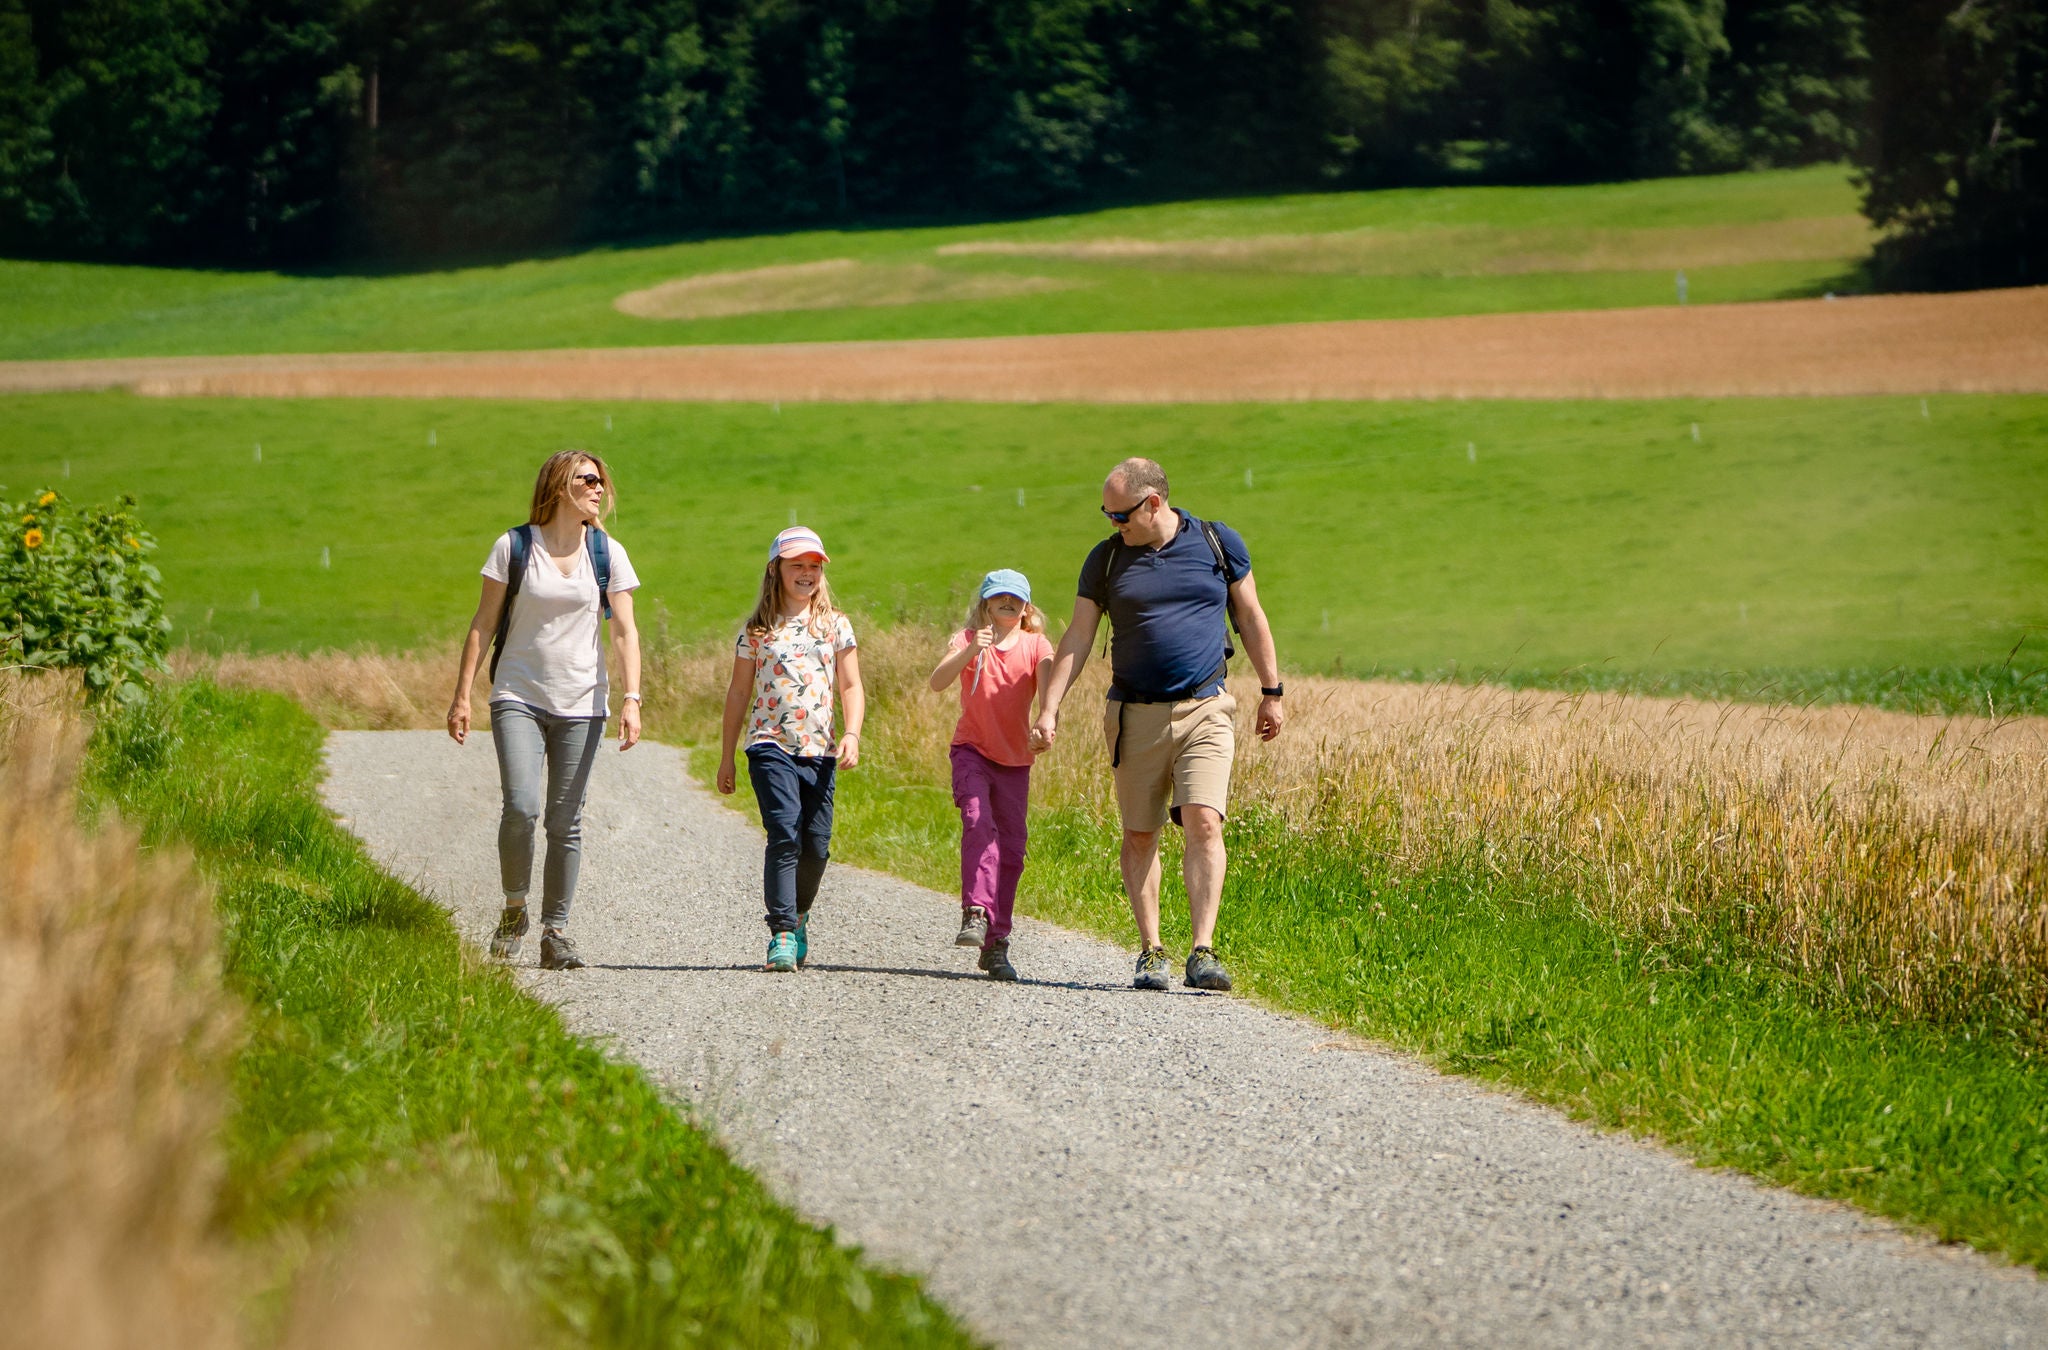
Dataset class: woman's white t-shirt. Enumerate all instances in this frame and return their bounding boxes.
[482,526,639,718]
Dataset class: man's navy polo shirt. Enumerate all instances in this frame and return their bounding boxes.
[1077,509,1251,701]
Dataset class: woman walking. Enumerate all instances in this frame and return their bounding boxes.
[447,450,642,970]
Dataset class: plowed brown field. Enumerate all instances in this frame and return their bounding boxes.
[6,287,2044,402]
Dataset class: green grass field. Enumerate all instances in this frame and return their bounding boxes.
[2,167,1866,359]
[5,390,2043,709]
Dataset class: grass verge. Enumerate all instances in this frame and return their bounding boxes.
[83,677,976,1349]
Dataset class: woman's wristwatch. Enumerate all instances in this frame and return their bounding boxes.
[1261,684,1284,698]
[622,692,643,703]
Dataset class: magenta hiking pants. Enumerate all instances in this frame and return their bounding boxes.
[950,743,1031,942]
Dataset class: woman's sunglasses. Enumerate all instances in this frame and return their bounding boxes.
[572,472,604,490]
[1101,495,1151,524]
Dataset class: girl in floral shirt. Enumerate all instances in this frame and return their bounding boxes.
[718,526,865,972]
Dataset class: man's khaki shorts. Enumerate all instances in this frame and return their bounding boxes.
[1102,691,1236,832]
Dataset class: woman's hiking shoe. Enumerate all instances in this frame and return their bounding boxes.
[1133,946,1171,991]
[489,905,530,959]
[955,907,990,948]
[794,915,810,967]
[538,928,585,971]
[765,931,800,972]
[1184,946,1232,991]
[979,939,1017,982]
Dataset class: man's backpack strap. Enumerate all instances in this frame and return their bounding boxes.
[587,526,613,620]
[1198,518,1242,659]
[487,525,531,683]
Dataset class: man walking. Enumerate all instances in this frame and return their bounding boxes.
[1031,457,1285,991]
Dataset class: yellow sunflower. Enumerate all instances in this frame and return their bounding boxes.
[37,491,56,507]
[20,513,34,524]
[125,534,140,549]
[24,528,44,549]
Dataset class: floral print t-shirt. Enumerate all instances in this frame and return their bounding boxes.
[737,610,858,757]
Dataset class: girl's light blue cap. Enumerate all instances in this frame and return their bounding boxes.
[979,568,1031,603]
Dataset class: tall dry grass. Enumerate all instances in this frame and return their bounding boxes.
[1238,678,2048,1027]
[194,629,2048,1030]
[0,672,515,1350]
[0,675,239,1350]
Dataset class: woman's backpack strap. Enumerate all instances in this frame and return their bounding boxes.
[586,527,613,620]
[488,525,531,682]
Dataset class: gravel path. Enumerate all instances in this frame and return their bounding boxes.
[324,731,2047,1348]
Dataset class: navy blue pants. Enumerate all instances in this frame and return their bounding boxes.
[746,743,835,933]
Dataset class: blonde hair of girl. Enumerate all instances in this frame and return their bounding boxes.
[967,594,1045,634]
[744,558,839,640]
[529,449,617,525]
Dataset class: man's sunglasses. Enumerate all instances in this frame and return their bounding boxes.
[1101,495,1152,524]
[572,472,605,490]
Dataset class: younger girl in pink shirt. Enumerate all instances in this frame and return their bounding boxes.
[927,569,1054,981]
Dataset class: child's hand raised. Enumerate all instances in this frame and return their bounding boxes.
[973,625,997,650]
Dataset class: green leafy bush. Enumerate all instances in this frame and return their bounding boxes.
[0,489,170,702]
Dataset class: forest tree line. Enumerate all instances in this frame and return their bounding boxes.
[0,0,2037,288]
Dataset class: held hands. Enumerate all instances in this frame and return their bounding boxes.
[446,698,470,745]
[1256,694,1286,742]
[1028,709,1057,756]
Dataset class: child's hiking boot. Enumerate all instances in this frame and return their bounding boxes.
[955,907,990,948]
[795,914,810,967]
[978,939,1017,982]
[1133,946,1171,991]
[538,928,585,971]
[489,905,530,959]
[1184,945,1232,992]
[765,931,800,972]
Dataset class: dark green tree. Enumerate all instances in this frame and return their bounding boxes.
[1861,0,2044,288]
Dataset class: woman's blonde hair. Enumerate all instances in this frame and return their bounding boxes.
[967,594,1045,634]
[529,449,616,526]
[744,557,838,639]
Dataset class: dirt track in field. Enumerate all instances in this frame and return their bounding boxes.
[6,286,2044,402]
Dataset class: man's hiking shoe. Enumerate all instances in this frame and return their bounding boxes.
[765,931,800,972]
[795,915,810,967]
[1185,946,1233,992]
[955,907,990,948]
[979,939,1018,982]
[538,928,584,971]
[489,905,530,959]
[1133,946,1171,991]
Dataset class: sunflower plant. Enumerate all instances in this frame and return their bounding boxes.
[1,489,170,703]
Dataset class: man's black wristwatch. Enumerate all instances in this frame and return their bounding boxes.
[1260,684,1284,698]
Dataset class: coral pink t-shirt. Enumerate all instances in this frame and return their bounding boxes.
[948,627,1054,768]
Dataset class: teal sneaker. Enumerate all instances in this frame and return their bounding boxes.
[1133,946,1171,991]
[794,915,810,967]
[1184,945,1232,991]
[765,931,800,972]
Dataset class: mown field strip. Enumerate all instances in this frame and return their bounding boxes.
[4,288,2043,401]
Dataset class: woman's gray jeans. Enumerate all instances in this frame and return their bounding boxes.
[492,701,606,929]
